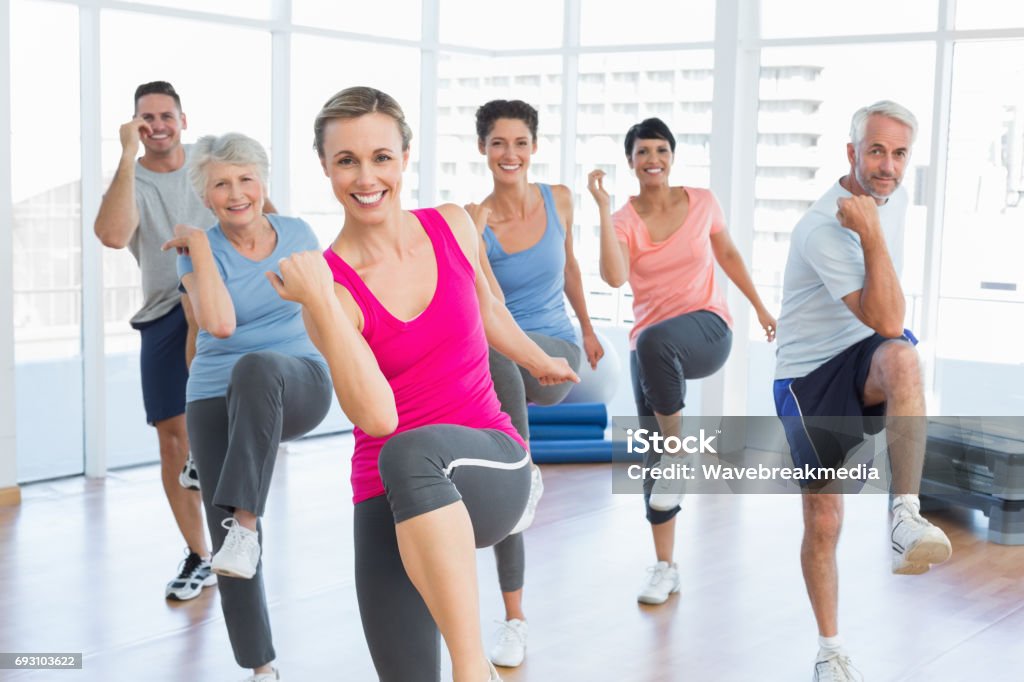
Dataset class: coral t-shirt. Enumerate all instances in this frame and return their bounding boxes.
[613,187,733,349]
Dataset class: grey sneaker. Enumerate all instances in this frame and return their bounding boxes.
[212,518,261,579]
[179,452,200,491]
[813,650,863,681]
[164,549,215,601]
[891,498,952,575]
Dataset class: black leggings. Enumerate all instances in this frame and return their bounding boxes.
[355,425,531,682]
[630,311,732,525]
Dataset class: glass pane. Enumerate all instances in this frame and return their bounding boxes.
[441,0,563,49]
[437,53,562,207]
[291,36,420,247]
[581,0,715,45]
[11,0,84,481]
[99,11,272,468]
[575,51,714,325]
[936,40,1024,415]
[956,1,1024,30]
[293,0,422,40]
[128,0,270,20]
[760,0,938,38]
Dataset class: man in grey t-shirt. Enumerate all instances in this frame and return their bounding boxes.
[94,81,214,601]
[772,101,952,682]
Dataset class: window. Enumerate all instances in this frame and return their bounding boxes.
[441,0,562,49]
[760,0,938,38]
[293,0,421,39]
[581,0,714,45]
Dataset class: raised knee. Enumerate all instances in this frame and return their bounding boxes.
[877,342,922,388]
[230,352,283,392]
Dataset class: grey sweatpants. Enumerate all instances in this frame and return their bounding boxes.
[186,351,332,669]
[489,332,583,593]
[630,310,732,525]
[356,425,531,682]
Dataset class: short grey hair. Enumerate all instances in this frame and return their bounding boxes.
[189,132,269,199]
[849,100,918,147]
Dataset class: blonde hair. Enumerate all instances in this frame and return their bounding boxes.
[313,86,413,158]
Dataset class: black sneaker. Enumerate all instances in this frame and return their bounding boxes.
[165,550,216,601]
[179,452,200,491]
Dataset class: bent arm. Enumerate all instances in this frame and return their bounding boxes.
[841,232,905,337]
[94,154,140,249]
[178,234,236,338]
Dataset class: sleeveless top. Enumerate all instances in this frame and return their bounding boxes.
[482,183,577,343]
[324,208,528,504]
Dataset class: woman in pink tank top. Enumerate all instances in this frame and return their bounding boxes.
[268,87,577,682]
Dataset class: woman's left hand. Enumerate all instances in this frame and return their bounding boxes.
[582,330,605,370]
[161,223,207,255]
[757,308,777,342]
[266,251,335,306]
[530,355,581,386]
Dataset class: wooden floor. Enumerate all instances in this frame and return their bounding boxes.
[1,433,1022,682]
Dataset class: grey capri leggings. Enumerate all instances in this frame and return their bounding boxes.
[630,310,732,525]
[186,351,332,669]
[488,332,582,592]
[356,425,531,682]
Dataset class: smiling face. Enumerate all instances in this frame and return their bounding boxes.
[203,162,265,230]
[847,114,912,203]
[320,112,409,223]
[628,137,673,187]
[479,117,537,184]
[135,93,186,156]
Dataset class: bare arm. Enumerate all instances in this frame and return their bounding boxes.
[464,202,505,303]
[586,169,630,288]
[440,203,579,386]
[710,230,776,342]
[181,293,198,369]
[94,118,149,249]
[836,195,905,338]
[555,185,605,368]
[164,226,236,338]
[269,251,398,437]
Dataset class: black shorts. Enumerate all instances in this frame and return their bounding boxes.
[774,330,917,473]
[132,304,188,425]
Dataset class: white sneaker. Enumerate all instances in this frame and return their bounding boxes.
[212,518,261,579]
[488,618,528,668]
[648,455,687,511]
[239,668,279,682]
[179,452,200,491]
[509,464,544,536]
[813,650,863,681]
[891,498,952,575]
[164,549,216,600]
[636,561,680,605]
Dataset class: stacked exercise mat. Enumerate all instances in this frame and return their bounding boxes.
[527,402,614,463]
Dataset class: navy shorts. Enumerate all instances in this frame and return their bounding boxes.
[774,330,917,475]
[132,304,188,425]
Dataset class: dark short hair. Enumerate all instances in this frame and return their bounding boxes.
[624,117,676,158]
[134,81,181,113]
[475,100,539,142]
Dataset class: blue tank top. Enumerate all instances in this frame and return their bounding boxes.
[482,183,577,344]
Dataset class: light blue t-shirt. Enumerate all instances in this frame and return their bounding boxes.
[482,183,577,344]
[177,214,326,401]
[774,180,907,380]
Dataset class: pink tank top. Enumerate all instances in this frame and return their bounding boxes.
[324,208,528,504]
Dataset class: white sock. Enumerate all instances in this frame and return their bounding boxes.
[818,635,843,658]
[892,493,920,513]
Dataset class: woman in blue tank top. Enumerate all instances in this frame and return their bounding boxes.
[466,99,605,669]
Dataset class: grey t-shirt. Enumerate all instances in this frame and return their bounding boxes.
[128,144,215,325]
[774,180,907,380]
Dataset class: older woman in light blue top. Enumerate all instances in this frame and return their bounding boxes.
[163,132,331,682]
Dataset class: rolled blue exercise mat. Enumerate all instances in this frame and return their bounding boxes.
[529,424,606,441]
[527,402,608,427]
[530,438,616,463]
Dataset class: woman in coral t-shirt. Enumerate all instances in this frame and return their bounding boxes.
[587,117,776,607]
